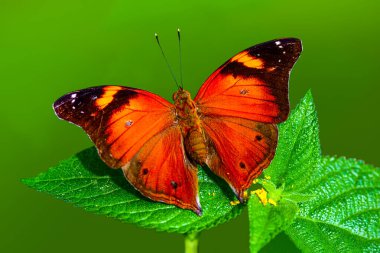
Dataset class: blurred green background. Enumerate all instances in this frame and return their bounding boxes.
[1,0,379,252]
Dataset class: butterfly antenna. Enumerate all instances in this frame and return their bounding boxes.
[177,28,183,88]
[155,32,179,89]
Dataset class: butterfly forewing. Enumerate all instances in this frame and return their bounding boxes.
[54,86,175,168]
[195,38,302,123]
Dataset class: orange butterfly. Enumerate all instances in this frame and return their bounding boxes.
[54,38,302,215]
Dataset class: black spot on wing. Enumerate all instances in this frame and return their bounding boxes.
[171,181,178,189]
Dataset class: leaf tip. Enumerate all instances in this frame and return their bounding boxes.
[303,89,314,102]
[21,177,35,187]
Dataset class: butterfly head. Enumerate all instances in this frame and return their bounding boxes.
[172,87,191,104]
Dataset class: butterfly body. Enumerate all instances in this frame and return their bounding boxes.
[54,38,302,215]
[173,88,207,165]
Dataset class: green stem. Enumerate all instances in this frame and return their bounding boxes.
[184,232,199,253]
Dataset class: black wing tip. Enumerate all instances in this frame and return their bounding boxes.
[53,92,72,108]
[52,91,79,119]
[242,38,303,67]
[51,86,107,117]
[52,85,145,124]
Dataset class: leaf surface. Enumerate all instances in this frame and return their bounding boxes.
[23,147,243,233]
[286,156,380,252]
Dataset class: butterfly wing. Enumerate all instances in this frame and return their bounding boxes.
[54,85,201,214]
[123,126,201,215]
[54,86,174,169]
[203,116,277,201]
[195,38,302,123]
[195,38,302,200]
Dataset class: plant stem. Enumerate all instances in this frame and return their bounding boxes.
[184,232,199,253]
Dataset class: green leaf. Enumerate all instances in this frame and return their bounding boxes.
[23,147,243,234]
[248,90,321,252]
[264,90,321,192]
[286,156,380,252]
[248,182,299,253]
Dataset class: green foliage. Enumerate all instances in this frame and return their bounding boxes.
[23,91,380,253]
[22,147,243,234]
[286,156,380,253]
[248,92,379,252]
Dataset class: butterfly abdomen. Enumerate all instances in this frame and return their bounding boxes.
[185,128,207,165]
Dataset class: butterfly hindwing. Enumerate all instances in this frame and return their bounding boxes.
[202,116,278,200]
[123,126,201,214]
[54,85,175,168]
[195,38,302,123]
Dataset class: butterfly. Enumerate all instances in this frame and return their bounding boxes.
[54,38,302,215]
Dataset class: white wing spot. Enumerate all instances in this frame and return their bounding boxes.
[72,106,76,109]
[283,51,286,54]
[275,41,281,45]
[71,93,77,98]
[125,120,134,127]
[278,59,282,63]
[71,99,76,104]
[80,111,84,114]
[279,45,284,49]
[92,96,98,100]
